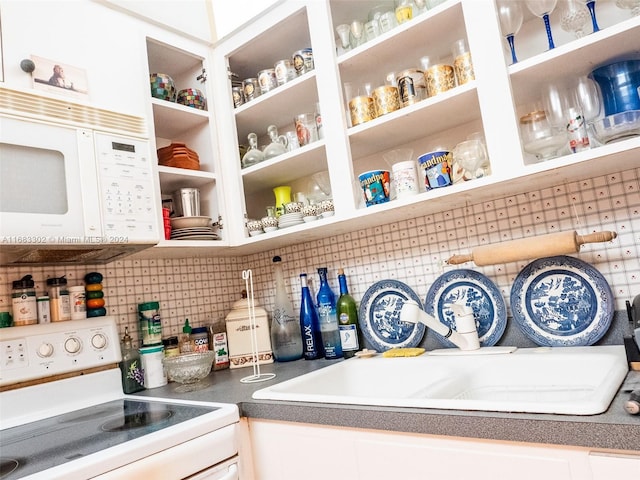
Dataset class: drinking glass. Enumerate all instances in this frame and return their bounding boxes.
[519,110,567,161]
[336,24,351,54]
[560,0,591,38]
[525,0,558,50]
[581,0,600,32]
[497,1,524,65]
[574,76,602,123]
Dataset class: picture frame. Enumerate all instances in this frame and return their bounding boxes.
[31,55,89,100]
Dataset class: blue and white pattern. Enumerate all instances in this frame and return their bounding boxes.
[425,269,507,348]
[510,255,614,347]
[359,279,426,352]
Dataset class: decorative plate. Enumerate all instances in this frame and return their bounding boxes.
[510,255,614,347]
[425,269,507,348]
[358,279,426,352]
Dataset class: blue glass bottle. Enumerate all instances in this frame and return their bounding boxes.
[316,267,343,359]
[299,273,323,360]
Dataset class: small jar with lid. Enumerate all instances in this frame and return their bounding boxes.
[12,274,37,326]
[191,326,210,352]
[47,276,71,322]
[68,286,86,320]
[162,336,180,357]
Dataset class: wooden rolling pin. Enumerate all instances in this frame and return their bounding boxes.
[446,230,617,266]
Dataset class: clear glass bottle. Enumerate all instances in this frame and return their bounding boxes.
[241,132,264,167]
[336,268,360,359]
[299,273,324,360]
[47,275,71,322]
[263,125,288,160]
[271,256,303,362]
[119,326,144,393]
[316,267,343,359]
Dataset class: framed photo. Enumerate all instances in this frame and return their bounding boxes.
[31,55,89,100]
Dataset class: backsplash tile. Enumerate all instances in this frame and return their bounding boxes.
[1,167,638,345]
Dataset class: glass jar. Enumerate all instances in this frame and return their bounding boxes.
[47,276,71,322]
[12,274,37,326]
[519,110,568,162]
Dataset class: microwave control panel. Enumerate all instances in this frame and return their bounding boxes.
[94,133,158,242]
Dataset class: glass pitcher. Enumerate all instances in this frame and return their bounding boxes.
[263,125,288,160]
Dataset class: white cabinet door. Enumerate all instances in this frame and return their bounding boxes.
[589,452,640,478]
[247,419,594,480]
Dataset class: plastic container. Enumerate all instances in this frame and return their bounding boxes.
[392,160,419,199]
[12,275,37,326]
[69,286,86,320]
[139,344,167,388]
[37,296,51,324]
[138,301,162,346]
[191,326,209,352]
[47,276,71,322]
[162,336,180,357]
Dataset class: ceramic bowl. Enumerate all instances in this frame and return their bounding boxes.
[261,215,278,229]
[284,201,303,214]
[301,204,318,217]
[246,220,263,233]
[176,88,206,110]
[318,199,334,214]
[150,73,176,101]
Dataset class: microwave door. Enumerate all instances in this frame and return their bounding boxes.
[0,116,102,240]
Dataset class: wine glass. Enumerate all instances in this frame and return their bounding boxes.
[574,76,602,123]
[581,0,600,32]
[525,0,559,50]
[497,0,524,65]
[560,0,591,38]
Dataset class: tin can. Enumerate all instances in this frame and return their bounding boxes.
[139,345,167,388]
[138,301,162,346]
[274,59,295,85]
[418,150,453,190]
[191,326,210,352]
[372,85,401,116]
[396,69,425,107]
[348,95,376,126]
[232,86,244,108]
[242,77,260,102]
[424,64,455,97]
[257,68,277,94]
[292,48,314,76]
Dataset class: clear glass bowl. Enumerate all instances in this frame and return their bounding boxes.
[163,351,214,384]
[519,110,567,161]
[590,110,640,144]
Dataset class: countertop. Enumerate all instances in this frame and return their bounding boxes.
[134,355,640,453]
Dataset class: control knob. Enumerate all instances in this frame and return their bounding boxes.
[37,342,54,358]
[64,336,82,354]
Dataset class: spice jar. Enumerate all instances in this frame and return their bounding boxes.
[162,336,180,357]
[12,275,37,326]
[69,286,86,320]
[47,276,71,322]
[191,326,210,352]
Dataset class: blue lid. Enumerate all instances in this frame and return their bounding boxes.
[191,326,208,334]
[139,345,164,354]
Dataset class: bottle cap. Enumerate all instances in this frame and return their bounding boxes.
[182,318,192,334]
[273,255,282,263]
[13,274,35,289]
[46,275,67,286]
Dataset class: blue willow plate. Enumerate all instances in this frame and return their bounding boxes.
[425,269,507,348]
[358,279,426,352]
[510,255,614,347]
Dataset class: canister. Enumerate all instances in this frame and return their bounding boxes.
[392,160,419,199]
[348,95,376,126]
[191,326,210,352]
[242,77,260,101]
[139,345,167,388]
[418,150,453,190]
[358,170,391,206]
[292,48,313,75]
[12,274,37,326]
[396,69,425,107]
[69,285,86,320]
[47,276,71,322]
[162,336,180,357]
[138,301,162,346]
[257,68,277,94]
[232,86,244,108]
[274,59,295,85]
[452,38,474,85]
[424,64,455,97]
[372,85,401,117]
[225,291,273,368]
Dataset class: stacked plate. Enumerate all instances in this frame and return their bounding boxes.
[170,227,219,241]
[278,212,303,228]
[157,143,200,170]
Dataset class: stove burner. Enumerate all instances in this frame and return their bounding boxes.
[101,409,173,432]
[0,458,20,477]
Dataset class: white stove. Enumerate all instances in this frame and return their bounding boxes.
[0,318,240,479]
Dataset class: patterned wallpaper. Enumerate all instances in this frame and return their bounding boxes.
[1,167,638,347]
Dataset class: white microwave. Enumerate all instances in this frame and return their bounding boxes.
[0,87,160,265]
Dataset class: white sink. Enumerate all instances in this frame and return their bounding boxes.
[252,345,628,415]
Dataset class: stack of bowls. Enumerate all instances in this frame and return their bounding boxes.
[150,73,176,101]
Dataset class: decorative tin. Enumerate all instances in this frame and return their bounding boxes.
[257,68,277,94]
[396,69,425,107]
[418,150,453,190]
[453,51,475,85]
[292,48,314,75]
[372,85,401,116]
[424,64,455,97]
[242,77,260,102]
[358,170,391,206]
[348,95,376,126]
[274,59,295,85]
[232,86,244,108]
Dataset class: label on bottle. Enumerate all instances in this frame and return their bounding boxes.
[212,332,230,369]
[318,305,342,358]
[339,323,359,351]
[12,292,37,325]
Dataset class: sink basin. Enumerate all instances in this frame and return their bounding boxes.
[252,345,628,415]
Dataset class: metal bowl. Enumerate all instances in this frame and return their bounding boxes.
[163,351,214,384]
[590,110,640,144]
